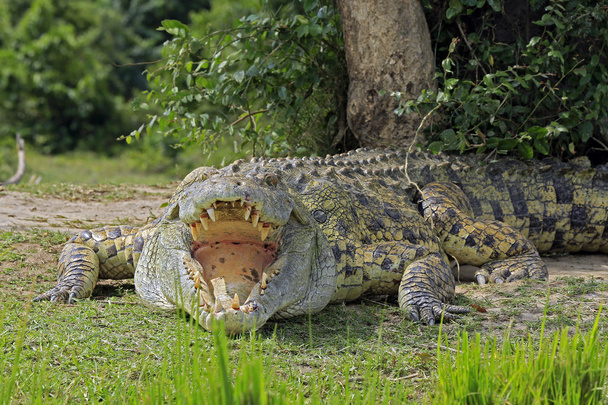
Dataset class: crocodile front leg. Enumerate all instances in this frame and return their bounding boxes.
[398,249,471,324]
[34,242,100,303]
[420,182,548,284]
[332,240,470,324]
[34,225,146,303]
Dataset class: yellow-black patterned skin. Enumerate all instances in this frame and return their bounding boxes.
[35,147,608,325]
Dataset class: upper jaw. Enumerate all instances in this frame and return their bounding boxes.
[177,175,294,227]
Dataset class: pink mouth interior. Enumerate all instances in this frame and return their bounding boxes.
[189,203,278,305]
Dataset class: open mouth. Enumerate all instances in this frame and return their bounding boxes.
[184,199,281,314]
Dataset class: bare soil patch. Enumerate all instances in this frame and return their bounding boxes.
[0,185,172,232]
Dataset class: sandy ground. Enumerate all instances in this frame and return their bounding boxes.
[1,186,608,282]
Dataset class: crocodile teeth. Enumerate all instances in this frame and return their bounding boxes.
[261,273,269,290]
[207,207,216,222]
[260,226,270,241]
[241,305,250,314]
[244,205,252,221]
[200,214,209,231]
[195,222,203,234]
[190,223,199,240]
[232,293,240,310]
[251,210,259,227]
[214,299,222,313]
[193,271,202,289]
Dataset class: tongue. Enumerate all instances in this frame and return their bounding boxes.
[193,242,275,304]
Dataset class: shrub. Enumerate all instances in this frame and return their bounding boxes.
[396,0,608,159]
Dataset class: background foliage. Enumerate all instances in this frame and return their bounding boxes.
[398,0,608,159]
[1,0,606,166]
[129,0,347,158]
[0,0,207,154]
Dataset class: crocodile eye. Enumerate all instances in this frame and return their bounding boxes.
[264,174,279,187]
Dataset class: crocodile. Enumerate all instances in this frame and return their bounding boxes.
[34,148,608,334]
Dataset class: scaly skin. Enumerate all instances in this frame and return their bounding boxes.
[35,148,608,334]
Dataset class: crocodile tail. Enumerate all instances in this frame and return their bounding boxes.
[419,156,608,254]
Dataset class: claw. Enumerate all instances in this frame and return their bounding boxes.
[476,274,487,285]
[494,277,504,284]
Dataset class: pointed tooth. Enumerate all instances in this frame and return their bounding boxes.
[207,208,216,222]
[200,215,209,231]
[244,205,252,221]
[190,223,199,240]
[251,210,259,227]
[232,293,240,310]
[260,289,265,296]
[241,305,249,314]
[193,271,202,289]
[214,299,222,313]
[213,202,217,209]
[260,224,270,241]
[261,273,268,289]
[195,222,202,234]
[231,201,235,207]
[198,290,207,305]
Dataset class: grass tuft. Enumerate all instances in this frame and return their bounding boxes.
[433,307,608,404]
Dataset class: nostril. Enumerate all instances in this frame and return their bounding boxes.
[236,181,242,186]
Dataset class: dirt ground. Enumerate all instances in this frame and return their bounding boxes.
[1,186,607,327]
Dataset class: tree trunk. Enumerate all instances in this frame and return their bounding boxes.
[336,0,435,148]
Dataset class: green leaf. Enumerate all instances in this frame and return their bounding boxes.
[578,121,593,143]
[517,142,534,159]
[446,1,462,20]
[528,126,549,139]
[486,137,500,148]
[234,70,245,83]
[534,137,550,155]
[295,25,309,38]
[498,139,517,151]
[161,20,190,38]
[428,141,445,154]
[246,65,259,77]
[487,0,501,11]
[309,23,323,36]
[590,54,600,67]
[278,86,288,100]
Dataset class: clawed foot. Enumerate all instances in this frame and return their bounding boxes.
[402,294,471,325]
[33,286,82,304]
[475,256,548,285]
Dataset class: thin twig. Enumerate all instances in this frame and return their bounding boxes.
[230,109,269,126]
[392,372,420,381]
[457,19,488,76]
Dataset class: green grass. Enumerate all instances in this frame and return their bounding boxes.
[434,307,608,405]
[0,286,606,403]
[1,144,607,404]
[0,228,607,403]
[0,137,249,185]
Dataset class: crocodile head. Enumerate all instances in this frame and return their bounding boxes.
[137,166,336,334]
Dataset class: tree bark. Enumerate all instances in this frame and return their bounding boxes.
[336,0,435,148]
